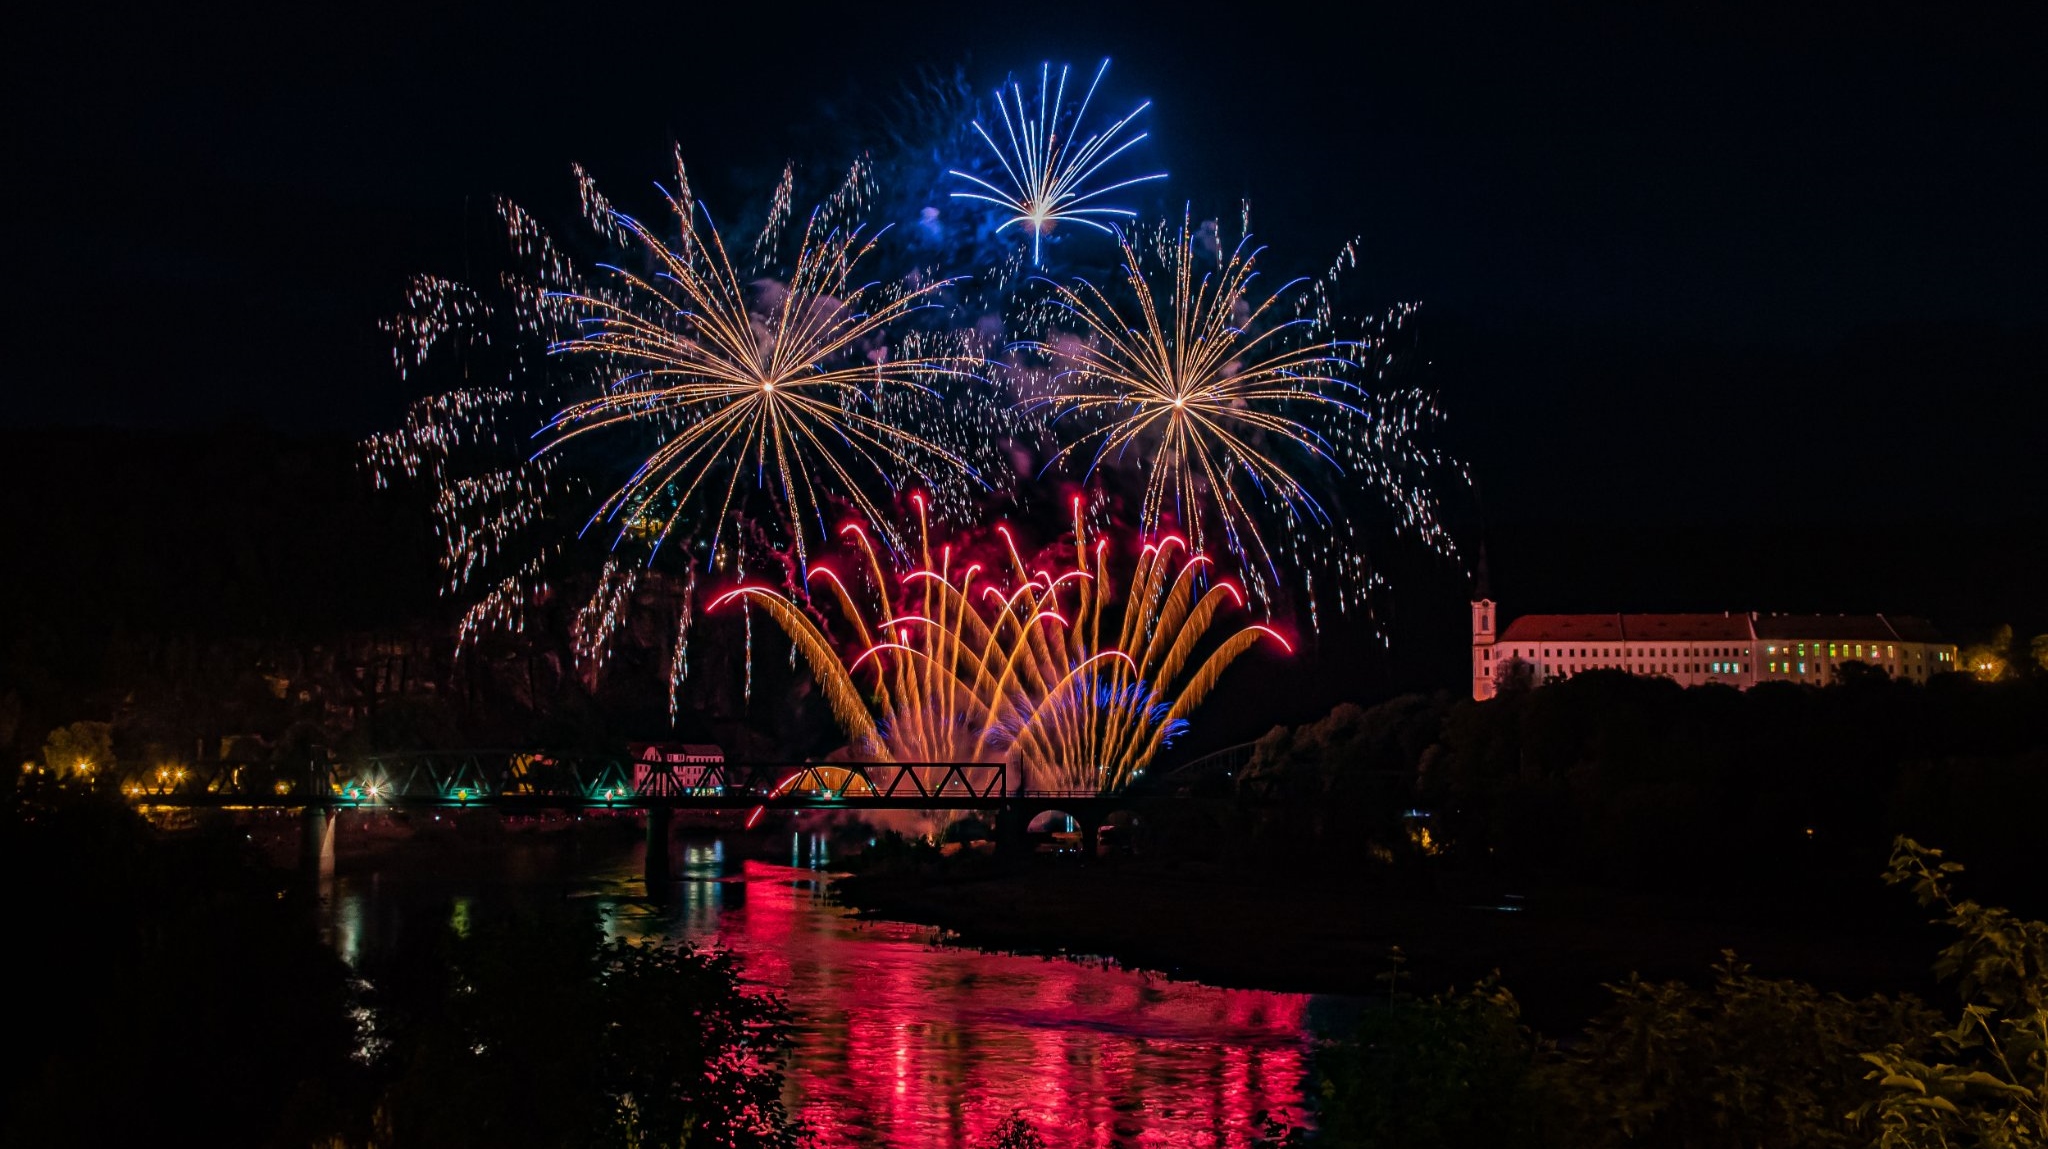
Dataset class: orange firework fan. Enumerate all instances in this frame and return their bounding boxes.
[711,500,1287,794]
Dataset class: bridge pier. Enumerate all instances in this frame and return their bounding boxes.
[299,805,335,880]
[1079,816,1101,863]
[643,806,672,894]
[993,806,1029,860]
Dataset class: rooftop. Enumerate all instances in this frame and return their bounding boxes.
[1496,612,1946,644]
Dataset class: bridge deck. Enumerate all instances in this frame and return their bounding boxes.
[113,754,1114,810]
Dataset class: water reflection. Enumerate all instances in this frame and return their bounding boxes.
[324,832,1319,1148]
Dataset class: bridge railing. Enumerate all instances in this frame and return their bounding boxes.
[109,753,1031,808]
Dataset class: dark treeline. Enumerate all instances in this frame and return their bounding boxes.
[1161,670,2048,916]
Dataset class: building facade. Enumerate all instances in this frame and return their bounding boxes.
[1470,599,1957,700]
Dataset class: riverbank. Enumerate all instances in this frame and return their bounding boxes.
[833,858,1943,1033]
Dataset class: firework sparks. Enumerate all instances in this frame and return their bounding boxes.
[950,58,1166,265]
[542,176,990,573]
[369,155,1013,692]
[713,501,1284,793]
[1024,216,1369,576]
[1018,214,1465,622]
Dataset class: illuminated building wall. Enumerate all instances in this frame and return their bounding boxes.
[1470,599,1957,700]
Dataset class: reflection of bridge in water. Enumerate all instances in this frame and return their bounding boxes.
[114,751,1129,888]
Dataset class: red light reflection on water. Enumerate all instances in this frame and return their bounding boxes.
[645,860,1313,1148]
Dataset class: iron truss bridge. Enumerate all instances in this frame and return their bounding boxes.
[109,752,1102,812]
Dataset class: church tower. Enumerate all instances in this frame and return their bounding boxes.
[1471,598,1498,700]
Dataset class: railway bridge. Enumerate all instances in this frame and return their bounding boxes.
[113,750,1132,888]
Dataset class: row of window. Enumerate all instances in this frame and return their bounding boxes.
[1500,644,1955,664]
[1765,642,1899,660]
[1764,660,1934,677]
[1544,662,1749,677]
[1530,645,1754,658]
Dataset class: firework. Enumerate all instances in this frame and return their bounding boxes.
[1019,214,1467,623]
[950,59,1167,265]
[1024,218,1366,574]
[543,173,990,573]
[712,500,1286,793]
[368,155,1017,703]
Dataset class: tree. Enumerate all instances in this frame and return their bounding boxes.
[1856,838,2048,1148]
[1494,656,1538,694]
[1962,625,2016,682]
[1542,953,1938,1149]
[2031,633,2048,674]
[1834,659,1892,687]
[2,789,361,1146]
[1310,952,1539,1148]
[40,719,112,779]
[980,1111,1049,1148]
[372,909,803,1148]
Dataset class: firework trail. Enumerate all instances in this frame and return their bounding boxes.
[712,499,1285,793]
[950,58,1166,266]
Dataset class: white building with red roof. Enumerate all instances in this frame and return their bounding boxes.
[1470,599,1957,700]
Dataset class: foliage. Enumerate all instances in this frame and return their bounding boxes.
[1238,697,1447,869]
[1542,952,1938,1149]
[979,1110,1049,1149]
[844,828,945,873]
[1308,950,1539,1148]
[1,788,362,1147]
[40,718,112,777]
[1962,626,2016,681]
[372,909,802,1148]
[1856,838,2048,1148]
[1494,655,1537,693]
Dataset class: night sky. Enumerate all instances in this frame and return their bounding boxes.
[10,1,2044,657]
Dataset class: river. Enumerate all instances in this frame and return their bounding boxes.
[318,827,1337,1147]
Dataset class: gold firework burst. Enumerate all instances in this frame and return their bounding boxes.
[1030,217,1365,578]
[542,175,986,570]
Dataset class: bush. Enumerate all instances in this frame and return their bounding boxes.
[1309,952,1539,1148]
[1542,953,1937,1149]
[372,910,802,1148]
[1856,838,2048,1148]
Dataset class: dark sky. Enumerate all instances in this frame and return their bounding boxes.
[9,0,2043,630]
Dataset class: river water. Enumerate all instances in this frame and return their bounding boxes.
[319,828,1333,1147]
